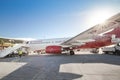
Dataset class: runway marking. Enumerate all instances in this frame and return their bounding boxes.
[31,69,42,80]
[11,57,21,62]
[0,62,27,79]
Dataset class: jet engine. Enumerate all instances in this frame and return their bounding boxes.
[45,45,62,54]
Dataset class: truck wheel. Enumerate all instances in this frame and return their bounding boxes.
[117,51,120,55]
[116,50,120,55]
[113,52,117,55]
[105,52,108,54]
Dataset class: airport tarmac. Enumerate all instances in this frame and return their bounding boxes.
[0,52,120,80]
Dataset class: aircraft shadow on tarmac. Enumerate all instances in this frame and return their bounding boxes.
[0,54,120,80]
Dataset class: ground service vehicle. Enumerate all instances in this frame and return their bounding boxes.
[102,43,120,55]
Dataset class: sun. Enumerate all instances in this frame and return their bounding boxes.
[87,9,115,26]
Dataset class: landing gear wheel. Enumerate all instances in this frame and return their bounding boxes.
[70,50,75,55]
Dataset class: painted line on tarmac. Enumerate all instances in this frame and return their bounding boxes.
[11,57,21,62]
[31,69,42,80]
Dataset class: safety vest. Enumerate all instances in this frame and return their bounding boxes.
[18,50,22,55]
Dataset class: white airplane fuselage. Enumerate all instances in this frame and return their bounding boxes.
[27,38,70,51]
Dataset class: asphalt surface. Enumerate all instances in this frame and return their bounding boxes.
[0,52,120,80]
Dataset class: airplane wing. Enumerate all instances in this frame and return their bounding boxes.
[62,13,120,46]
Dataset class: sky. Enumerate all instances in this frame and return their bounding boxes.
[0,0,120,40]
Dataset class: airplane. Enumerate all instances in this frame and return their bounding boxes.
[1,12,119,56]
[27,13,120,55]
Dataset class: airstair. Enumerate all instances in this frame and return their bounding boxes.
[0,44,25,58]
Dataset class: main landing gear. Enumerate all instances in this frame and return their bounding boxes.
[70,50,75,55]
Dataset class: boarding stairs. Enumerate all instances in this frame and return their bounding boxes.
[0,44,25,58]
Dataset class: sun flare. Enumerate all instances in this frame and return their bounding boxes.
[87,9,115,26]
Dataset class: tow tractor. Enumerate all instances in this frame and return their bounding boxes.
[102,43,120,55]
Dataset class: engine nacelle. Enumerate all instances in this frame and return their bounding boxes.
[45,45,62,54]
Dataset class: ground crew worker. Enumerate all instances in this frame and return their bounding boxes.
[18,50,23,58]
